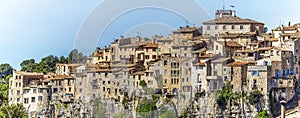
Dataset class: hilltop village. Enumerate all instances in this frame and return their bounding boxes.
[8,9,300,118]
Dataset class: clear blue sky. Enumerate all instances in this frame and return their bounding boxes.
[0,0,300,69]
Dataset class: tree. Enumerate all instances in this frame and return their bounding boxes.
[256,110,269,118]
[91,98,107,118]
[20,59,37,72]
[0,64,13,79]
[139,80,147,87]
[68,49,87,64]
[0,104,28,118]
[247,90,263,105]
[215,82,233,108]
[59,56,68,64]
[37,55,59,73]
[160,110,175,118]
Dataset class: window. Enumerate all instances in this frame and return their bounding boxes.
[224,76,228,81]
[38,96,42,101]
[79,82,82,86]
[223,25,226,29]
[69,87,71,92]
[33,89,37,93]
[253,80,257,87]
[184,47,188,50]
[93,85,97,90]
[145,55,149,59]
[240,25,243,29]
[24,98,28,104]
[39,89,43,93]
[231,25,235,29]
[215,25,218,29]
[152,55,156,59]
[251,70,259,76]
[53,88,58,93]
[216,45,218,50]
[207,25,210,30]
[279,80,283,84]
[17,90,20,95]
[31,97,35,103]
[80,89,82,93]
[184,53,188,57]
[196,66,203,70]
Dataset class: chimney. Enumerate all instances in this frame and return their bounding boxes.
[280,100,286,118]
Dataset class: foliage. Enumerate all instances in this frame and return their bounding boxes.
[0,103,28,118]
[0,81,9,102]
[194,93,200,98]
[180,109,188,118]
[139,80,147,87]
[247,90,263,105]
[136,95,159,113]
[160,110,175,118]
[68,49,87,64]
[0,63,13,79]
[20,49,87,74]
[20,59,37,72]
[56,104,61,109]
[164,98,171,104]
[113,111,126,118]
[63,103,68,109]
[91,98,107,118]
[255,110,269,118]
[233,92,241,99]
[215,82,233,107]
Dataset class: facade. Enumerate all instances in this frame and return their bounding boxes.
[203,9,264,37]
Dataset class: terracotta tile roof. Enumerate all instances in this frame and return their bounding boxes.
[173,27,199,33]
[143,42,158,48]
[258,47,291,52]
[234,49,257,53]
[203,16,264,25]
[211,57,231,63]
[50,75,75,80]
[15,71,44,76]
[193,62,206,66]
[119,41,151,48]
[192,47,207,54]
[291,32,300,39]
[265,37,278,42]
[280,33,294,36]
[273,25,298,31]
[94,53,103,57]
[132,71,145,75]
[200,53,216,58]
[226,62,249,67]
[216,41,243,47]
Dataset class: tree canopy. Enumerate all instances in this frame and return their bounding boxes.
[20,49,87,74]
[0,64,13,79]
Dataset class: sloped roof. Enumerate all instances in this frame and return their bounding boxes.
[203,16,264,25]
[226,62,249,67]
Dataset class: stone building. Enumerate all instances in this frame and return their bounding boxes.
[207,57,233,91]
[203,9,264,37]
[226,62,249,92]
[9,71,44,105]
[49,75,76,103]
[213,40,243,57]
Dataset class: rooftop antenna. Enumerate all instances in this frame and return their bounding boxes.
[185,20,189,26]
[223,0,225,10]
